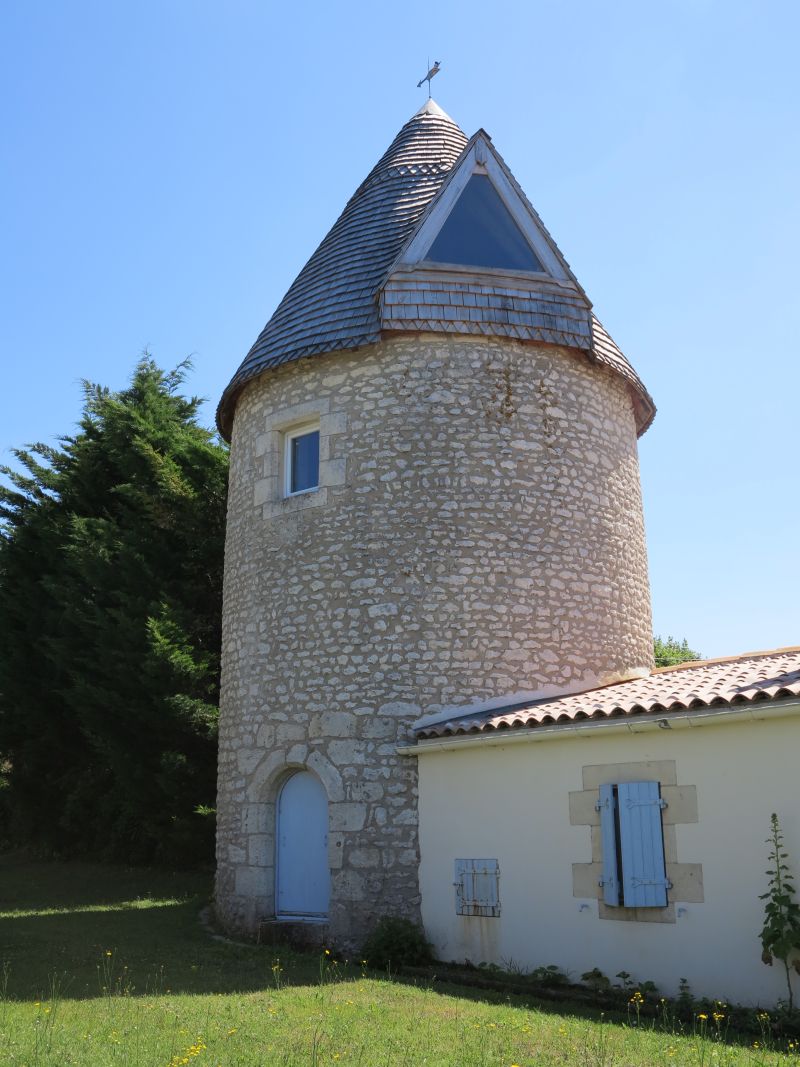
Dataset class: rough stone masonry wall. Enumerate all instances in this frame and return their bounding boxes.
[215,334,653,944]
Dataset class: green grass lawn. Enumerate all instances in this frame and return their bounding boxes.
[0,854,796,1066]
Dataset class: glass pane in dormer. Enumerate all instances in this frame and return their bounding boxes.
[425,174,544,273]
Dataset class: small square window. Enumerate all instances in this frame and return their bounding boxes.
[285,425,320,496]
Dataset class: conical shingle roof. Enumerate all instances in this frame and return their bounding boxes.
[218,100,655,439]
[217,100,467,437]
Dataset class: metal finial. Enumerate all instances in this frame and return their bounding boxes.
[416,60,441,98]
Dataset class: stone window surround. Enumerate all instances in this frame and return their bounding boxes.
[253,398,347,519]
[570,760,704,924]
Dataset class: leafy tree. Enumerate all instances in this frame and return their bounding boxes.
[0,358,228,865]
[653,635,701,668]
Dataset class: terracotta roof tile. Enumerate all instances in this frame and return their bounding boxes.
[415,648,800,739]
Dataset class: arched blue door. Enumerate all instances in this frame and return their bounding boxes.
[276,771,330,918]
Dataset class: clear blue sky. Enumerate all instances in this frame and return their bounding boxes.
[2,1,798,659]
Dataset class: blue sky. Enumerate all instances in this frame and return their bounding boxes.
[2,0,798,659]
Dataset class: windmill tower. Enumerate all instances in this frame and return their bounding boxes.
[214,99,655,944]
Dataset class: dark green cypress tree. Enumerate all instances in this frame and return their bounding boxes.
[0,358,228,865]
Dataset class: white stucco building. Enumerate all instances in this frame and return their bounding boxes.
[412,649,800,1005]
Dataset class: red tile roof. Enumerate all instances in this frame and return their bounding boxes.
[415,648,800,739]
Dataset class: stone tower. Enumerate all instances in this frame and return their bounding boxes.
[214,100,655,943]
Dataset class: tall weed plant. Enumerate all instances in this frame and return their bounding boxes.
[761,813,800,1010]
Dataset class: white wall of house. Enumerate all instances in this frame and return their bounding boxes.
[415,705,800,1006]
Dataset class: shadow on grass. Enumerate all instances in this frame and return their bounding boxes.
[0,878,613,1013]
[0,855,793,1053]
[384,969,792,1054]
[1,855,358,1001]
[0,852,209,911]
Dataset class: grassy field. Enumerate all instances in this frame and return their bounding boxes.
[0,855,796,1065]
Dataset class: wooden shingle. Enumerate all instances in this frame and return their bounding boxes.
[218,100,655,439]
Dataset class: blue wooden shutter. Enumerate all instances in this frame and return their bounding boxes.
[454,859,500,916]
[454,853,467,913]
[617,781,669,907]
[598,783,621,906]
[474,860,500,916]
[454,858,469,914]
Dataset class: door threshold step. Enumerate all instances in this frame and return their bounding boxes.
[258,918,330,949]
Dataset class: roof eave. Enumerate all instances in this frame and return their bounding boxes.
[401,697,800,755]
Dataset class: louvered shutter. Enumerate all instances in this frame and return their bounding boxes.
[454,859,500,916]
[598,783,621,906]
[617,781,669,907]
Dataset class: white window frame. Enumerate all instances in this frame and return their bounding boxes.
[284,421,320,498]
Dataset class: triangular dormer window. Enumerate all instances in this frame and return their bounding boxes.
[425,174,545,273]
[393,133,577,285]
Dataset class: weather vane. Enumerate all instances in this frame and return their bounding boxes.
[416,60,441,98]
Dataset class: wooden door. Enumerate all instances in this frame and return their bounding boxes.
[276,771,330,918]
